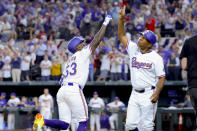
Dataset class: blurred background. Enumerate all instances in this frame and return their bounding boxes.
[0,0,197,130]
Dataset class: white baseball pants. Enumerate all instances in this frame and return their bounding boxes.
[8,113,15,130]
[71,119,78,131]
[90,113,101,131]
[0,113,4,130]
[109,113,118,130]
[57,83,88,125]
[125,89,157,131]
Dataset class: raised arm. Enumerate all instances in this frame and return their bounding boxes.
[118,5,128,48]
[90,13,112,52]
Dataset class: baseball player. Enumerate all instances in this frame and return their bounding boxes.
[39,88,54,131]
[89,91,105,131]
[107,97,125,130]
[118,6,165,131]
[7,92,20,130]
[0,92,6,130]
[33,13,112,131]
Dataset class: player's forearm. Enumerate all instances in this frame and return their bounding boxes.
[91,24,107,51]
[118,18,126,40]
[181,58,187,70]
[155,77,165,95]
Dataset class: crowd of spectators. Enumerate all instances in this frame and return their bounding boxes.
[0,0,197,82]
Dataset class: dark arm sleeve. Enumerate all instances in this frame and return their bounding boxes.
[180,39,189,59]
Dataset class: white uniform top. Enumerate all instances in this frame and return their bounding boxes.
[21,55,31,71]
[8,98,20,106]
[3,65,11,78]
[60,45,92,88]
[39,94,53,109]
[116,56,123,73]
[126,40,165,89]
[89,97,105,108]
[40,60,52,76]
[100,54,110,71]
[110,57,117,73]
[107,101,125,108]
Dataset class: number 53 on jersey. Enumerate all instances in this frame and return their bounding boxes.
[60,62,77,85]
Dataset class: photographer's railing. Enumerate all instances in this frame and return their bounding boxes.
[0,107,40,129]
[0,107,195,130]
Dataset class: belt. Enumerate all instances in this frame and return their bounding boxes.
[62,82,82,89]
[134,86,155,93]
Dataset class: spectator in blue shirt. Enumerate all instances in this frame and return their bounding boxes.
[91,5,102,34]
[10,48,21,82]
[75,11,83,29]
[35,39,47,64]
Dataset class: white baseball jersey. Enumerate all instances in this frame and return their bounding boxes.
[89,97,104,108]
[116,56,123,73]
[39,94,53,109]
[3,64,11,78]
[21,55,31,71]
[110,57,117,73]
[8,98,20,106]
[126,40,165,89]
[107,101,125,109]
[60,45,92,88]
[40,60,52,76]
[100,54,110,71]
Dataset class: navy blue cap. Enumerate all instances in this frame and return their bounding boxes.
[10,92,16,96]
[114,96,120,100]
[1,92,6,96]
[93,91,98,95]
[140,30,157,45]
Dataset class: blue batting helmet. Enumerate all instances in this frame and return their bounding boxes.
[140,30,157,45]
[68,36,85,54]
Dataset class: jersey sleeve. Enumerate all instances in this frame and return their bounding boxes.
[48,61,52,67]
[119,102,125,108]
[89,99,93,106]
[16,98,20,104]
[106,102,112,108]
[38,96,42,103]
[100,98,105,106]
[155,56,166,78]
[125,40,138,57]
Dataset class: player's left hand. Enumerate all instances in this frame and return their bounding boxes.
[150,92,159,103]
[103,12,112,26]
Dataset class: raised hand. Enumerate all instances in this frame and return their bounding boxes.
[118,5,126,19]
[103,12,112,26]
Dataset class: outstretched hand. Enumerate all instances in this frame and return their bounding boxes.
[103,12,112,26]
[118,5,126,19]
